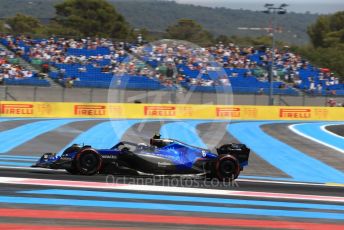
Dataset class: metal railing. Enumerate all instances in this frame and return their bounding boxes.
[1,85,343,106]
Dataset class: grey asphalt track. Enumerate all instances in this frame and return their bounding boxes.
[196,122,290,178]
[326,124,344,137]
[5,120,105,156]
[121,121,171,144]
[262,123,344,172]
[0,120,343,229]
[0,167,343,196]
[0,119,44,132]
[0,167,343,229]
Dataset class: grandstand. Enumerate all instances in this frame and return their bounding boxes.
[0,44,50,87]
[0,34,342,96]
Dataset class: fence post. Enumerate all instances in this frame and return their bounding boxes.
[302,93,306,106]
[118,89,122,103]
[170,90,176,104]
[33,87,37,102]
[4,86,8,100]
[89,88,93,102]
[324,94,328,107]
[62,87,65,102]
[146,90,149,103]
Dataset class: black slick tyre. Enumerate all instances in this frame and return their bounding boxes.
[75,149,102,175]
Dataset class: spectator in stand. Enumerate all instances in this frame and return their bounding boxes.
[41,63,49,73]
[0,59,34,80]
[316,84,322,94]
[219,75,230,86]
[327,98,337,107]
[0,34,341,93]
[166,63,174,79]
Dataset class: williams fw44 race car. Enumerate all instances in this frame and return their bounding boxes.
[33,135,250,181]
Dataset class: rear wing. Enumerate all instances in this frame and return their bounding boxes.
[217,144,250,164]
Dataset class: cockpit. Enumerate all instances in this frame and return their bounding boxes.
[149,133,175,148]
[150,138,174,148]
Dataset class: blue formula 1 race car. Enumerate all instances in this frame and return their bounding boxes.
[33,134,250,181]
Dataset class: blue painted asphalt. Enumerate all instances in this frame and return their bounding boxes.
[160,121,208,149]
[0,195,343,220]
[0,118,343,184]
[0,119,78,153]
[0,157,37,162]
[0,155,38,167]
[0,118,17,122]
[239,175,295,181]
[0,161,32,167]
[21,189,344,211]
[228,121,344,183]
[292,122,344,151]
[57,120,141,155]
[0,155,38,159]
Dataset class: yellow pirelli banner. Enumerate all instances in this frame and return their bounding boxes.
[0,101,343,121]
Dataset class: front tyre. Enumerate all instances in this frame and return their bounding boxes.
[215,155,240,181]
[75,149,102,175]
[66,162,78,174]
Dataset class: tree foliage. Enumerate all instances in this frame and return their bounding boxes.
[36,20,83,37]
[293,45,344,79]
[5,13,42,34]
[296,11,344,80]
[0,0,319,45]
[54,0,131,38]
[0,20,6,33]
[166,19,213,45]
[308,11,344,48]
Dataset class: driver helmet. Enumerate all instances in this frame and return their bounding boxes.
[137,143,148,151]
[152,133,161,139]
[150,133,162,147]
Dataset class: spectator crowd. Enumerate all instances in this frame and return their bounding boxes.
[0,34,342,95]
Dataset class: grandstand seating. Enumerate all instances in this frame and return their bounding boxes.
[4,77,50,87]
[0,35,342,96]
[0,42,50,87]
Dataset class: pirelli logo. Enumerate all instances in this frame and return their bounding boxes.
[216,107,240,118]
[74,105,106,116]
[144,106,176,116]
[108,106,122,116]
[0,104,33,115]
[279,108,311,119]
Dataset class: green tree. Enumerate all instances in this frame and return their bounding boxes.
[54,0,131,38]
[299,11,344,80]
[6,13,41,34]
[166,19,213,45]
[308,11,344,48]
[215,35,233,44]
[293,46,344,78]
[129,28,161,43]
[0,20,6,32]
[36,21,83,37]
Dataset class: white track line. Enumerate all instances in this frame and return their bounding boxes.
[289,124,344,154]
[236,178,325,186]
[321,124,344,140]
[0,176,343,203]
[0,165,66,172]
[0,165,341,187]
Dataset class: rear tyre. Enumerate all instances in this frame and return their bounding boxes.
[215,155,240,181]
[75,149,102,175]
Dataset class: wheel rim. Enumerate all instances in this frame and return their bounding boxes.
[80,153,98,171]
[220,160,235,177]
